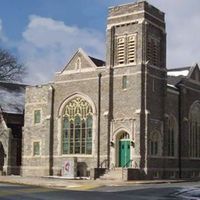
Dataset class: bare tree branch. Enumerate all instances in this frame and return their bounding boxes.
[0,48,26,82]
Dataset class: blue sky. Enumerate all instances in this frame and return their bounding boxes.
[0,0,200,84]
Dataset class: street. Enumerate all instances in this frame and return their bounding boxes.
[0,181,200,200]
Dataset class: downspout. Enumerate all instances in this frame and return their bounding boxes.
[144,63,148,173]
[143,21,148,173]
[48,85,54,175]
[107,67,113,169]
[178,86,182,179]
[97,73,102,169]
[107,26,115,169]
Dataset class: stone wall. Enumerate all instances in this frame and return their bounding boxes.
[22,84,53,176]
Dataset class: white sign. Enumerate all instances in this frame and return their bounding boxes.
[62,158,77,178]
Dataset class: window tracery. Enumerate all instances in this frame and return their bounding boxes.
[149,131,160,156]
[62,97,93,155]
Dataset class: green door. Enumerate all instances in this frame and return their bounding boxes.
[119,140,130,167]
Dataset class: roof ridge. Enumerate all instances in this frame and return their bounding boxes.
[89,56,105,62]
[88,56,105,67]
[167,66,191,71]
[0,81,27,86]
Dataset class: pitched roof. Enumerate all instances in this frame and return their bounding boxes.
[167,66,191,85]
[0,82,26,114]
[89,56,105,67]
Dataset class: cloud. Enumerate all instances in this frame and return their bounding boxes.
[148,0,200,68]
[2,1,200,85]
[18,15,105,84]
[0,19,8,43]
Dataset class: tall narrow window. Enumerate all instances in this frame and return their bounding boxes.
[166,116,177,157]
[127,35,136,63]
[147,37,160,67]
[116,34,136,65]
[122,75,128,89]
[117,37,125,64]
[75,116,81,154]
[149,132,160,156]
[33,142,40,156]
[189,102,200,158]
[62,97,93,155]
[86,115,92,154]
[63,117,69,154]
[34,110,41,124]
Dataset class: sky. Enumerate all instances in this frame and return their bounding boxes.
[0,0,200,84]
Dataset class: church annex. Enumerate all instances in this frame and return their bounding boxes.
[21,1,200,180]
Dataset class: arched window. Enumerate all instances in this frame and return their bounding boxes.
[166,116,177,157]
[62,97,93,155]
[189,102,200,158]
[149,131,160,156]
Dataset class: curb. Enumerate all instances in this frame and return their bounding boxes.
[0,178,103,191]
[0,177,199,191]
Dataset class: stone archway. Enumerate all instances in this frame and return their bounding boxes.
[0,142,5,172]
[115,131,131,167]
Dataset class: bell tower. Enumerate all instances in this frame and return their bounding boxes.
[106,1,167,174]
[106,0,166,68]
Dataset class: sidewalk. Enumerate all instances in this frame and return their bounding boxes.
[0,176,198,191]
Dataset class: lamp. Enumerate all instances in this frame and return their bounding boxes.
[110,141,114,147]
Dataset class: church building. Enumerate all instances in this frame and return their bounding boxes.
[21,1,200,180]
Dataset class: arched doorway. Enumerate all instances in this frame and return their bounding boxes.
[116,132,131,167]
[0,142,5,172]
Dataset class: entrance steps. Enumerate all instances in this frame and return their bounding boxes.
[99,168,123,180]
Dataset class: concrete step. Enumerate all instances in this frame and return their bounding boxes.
[99,168,123,180]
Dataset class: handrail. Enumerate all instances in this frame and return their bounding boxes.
[100,159,108,168]
[122,159,133,168]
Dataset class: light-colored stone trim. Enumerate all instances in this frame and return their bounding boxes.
[32,108,43,126]
[61,48,98,73]
[108,10,164,24]
[23,155,49,159]
[60,67,96,75]
[110,119,135,167]
[107,18,165,32]
[53,155,94,158]
[57,93,97,157]
[21,166,49,169]
[32,140,41,157]
[25,102,48,106]
[54,72,142,84]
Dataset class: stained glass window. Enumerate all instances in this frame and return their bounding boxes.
[62,97,93,155]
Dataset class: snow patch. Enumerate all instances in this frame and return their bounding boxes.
[167,70,189,77]
[167,84,177,89]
